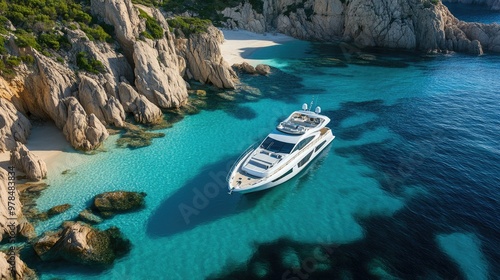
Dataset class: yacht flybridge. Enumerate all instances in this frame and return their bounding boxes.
[228,103,335,194]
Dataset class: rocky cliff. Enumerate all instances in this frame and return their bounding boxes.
[222,0,500,54]
[443,0,500,10]
[0,98,30,153]
[0,0,237,153]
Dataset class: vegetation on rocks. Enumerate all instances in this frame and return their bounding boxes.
[138,8,164,39]
[0,0,114,78]
[76,51,105,74]
[167,16,211,37]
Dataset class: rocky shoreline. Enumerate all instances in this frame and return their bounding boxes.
[1,0,499,278]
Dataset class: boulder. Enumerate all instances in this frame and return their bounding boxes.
[255,64,272,75]
[178,26,239,88]
[0,98,31,152]
[33,222,131,266]
[0,251,37,280]
[47,204,72,217]
[78,209,103,224]
[9,142,47,181]
[118,82,163,124]
[92,191,146,217]
[233,62,257,74]
[78,75,125,127]
[62,97,109,151]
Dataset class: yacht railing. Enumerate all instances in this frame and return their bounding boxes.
[228,128,332,192]
[226,142,259,183]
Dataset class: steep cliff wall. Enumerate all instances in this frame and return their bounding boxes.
[222,0,500,54]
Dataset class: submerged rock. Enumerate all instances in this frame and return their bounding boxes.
[92,191,146,218]
[78,209,103,224]
[47,204,72,217]
[33,222,131,266]
[9,142,47,181]
[116,123,164,149]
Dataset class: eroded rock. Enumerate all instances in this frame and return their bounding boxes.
[0,98,31,152]
[9,142,47,181]
[92,191,146,218]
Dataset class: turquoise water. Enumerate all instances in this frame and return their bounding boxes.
[29,11,500,280]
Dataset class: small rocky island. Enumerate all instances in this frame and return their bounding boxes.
[1,0,500,279]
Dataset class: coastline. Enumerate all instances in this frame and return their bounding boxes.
[0,29,294,176]
[0,122,75,176]
[220,29,297,66]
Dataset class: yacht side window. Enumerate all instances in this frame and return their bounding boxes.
[291,136,315,153]
[260,137,295,154]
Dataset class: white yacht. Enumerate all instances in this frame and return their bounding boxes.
[228,103,335,194]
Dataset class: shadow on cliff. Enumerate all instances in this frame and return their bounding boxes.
[147,145,333,239]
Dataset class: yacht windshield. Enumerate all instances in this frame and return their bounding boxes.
[260,137,295,154]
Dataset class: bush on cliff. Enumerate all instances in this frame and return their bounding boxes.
[138,9,164,39]
[167,16,211,38]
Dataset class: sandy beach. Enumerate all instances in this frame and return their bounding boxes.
[0,30,294,176]
[0,122,76,176]
[220,29,297,66]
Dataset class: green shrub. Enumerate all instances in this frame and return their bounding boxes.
[21,54,35,64]
[14,30,40,50]
[6,56,21,67]
[167,16,211,38]
[0,36,7,54]
[81,24,112,42]
[76,51,105,74]
[138,9,164,40]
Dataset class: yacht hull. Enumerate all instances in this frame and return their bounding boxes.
[229,130,334,194]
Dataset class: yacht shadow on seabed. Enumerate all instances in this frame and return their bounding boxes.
[146,145,332,238]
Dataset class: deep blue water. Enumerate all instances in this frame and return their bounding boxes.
[445,2,500,23]
[23,7,500,280]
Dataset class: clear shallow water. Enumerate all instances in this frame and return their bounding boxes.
[30,23,499,280]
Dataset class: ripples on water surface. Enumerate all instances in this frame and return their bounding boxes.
[30,6,499,280]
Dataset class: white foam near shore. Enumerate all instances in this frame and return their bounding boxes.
[220,29,297,66]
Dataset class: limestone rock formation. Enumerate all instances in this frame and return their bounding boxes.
[66,28,134,92]
[23,51,77,128]
[10,142,47,181]
[0,168,36,243]
[443,0,500,10]
[78,75,125,127]
[92,191,146,217]
[118,82,163,124]
[221,0,500,54]
[222,2,266,33]
[0,252,37,280]
[178,26,239,88]
[0,98,31,152]
[62,97,109,151]
[133,40,188,108]
[90,0,142,66]
[33,222,131,266]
